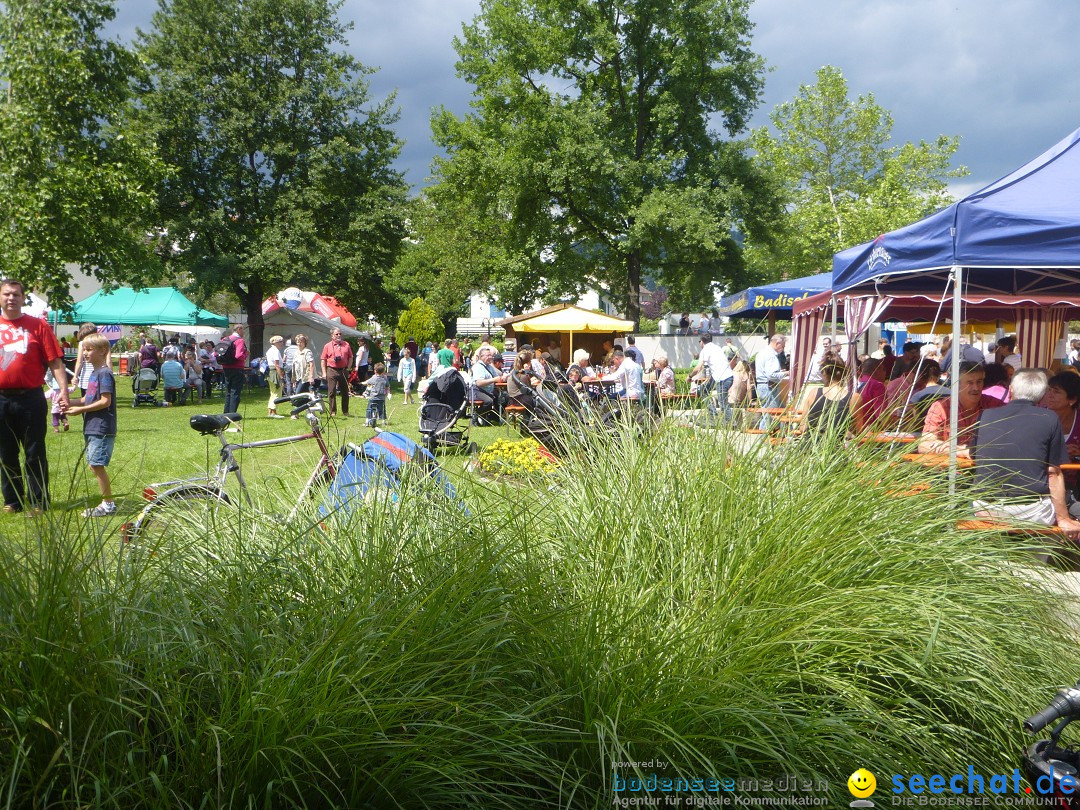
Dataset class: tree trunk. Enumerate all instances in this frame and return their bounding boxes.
[625,251,642,329]
[243,282,265,358]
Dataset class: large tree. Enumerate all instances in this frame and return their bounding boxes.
[136,0,408,350]
[427,0,776,326]
[0,0,162,307]
[748,65,967,279]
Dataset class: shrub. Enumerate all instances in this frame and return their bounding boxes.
[637,317,660,334]
[395,296,444,346]
[1,428,1077,806]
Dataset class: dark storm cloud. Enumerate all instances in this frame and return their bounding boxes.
[108,0,1080,191]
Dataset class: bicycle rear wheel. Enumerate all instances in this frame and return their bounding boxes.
[124,486,231,553]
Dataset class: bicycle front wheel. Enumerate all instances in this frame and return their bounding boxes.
[124,486,231,553]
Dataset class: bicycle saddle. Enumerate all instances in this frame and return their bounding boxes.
[189,413,243,434]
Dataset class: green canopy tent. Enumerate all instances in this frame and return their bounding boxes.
[59,287,228,327]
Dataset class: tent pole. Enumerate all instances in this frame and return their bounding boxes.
[830,297,837,344]
[949,266,962,495]
[768,311,776,336]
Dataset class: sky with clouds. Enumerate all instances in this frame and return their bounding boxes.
[109,0,1080,195]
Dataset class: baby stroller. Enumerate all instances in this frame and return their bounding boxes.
[132,367,160,408]
[418,370,475,454]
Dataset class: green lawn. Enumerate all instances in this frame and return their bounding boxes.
[0,377,511,529]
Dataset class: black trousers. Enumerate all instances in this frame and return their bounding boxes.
[0,389,49,509]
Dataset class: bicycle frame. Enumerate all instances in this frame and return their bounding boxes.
[144,406,336,520]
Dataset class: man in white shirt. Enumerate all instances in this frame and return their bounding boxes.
[265,335,285,417]
[282,336,299,396]
[602,349,644,403]
[805,336,834,384]
[755,334,789,428]
[697,334,734,421]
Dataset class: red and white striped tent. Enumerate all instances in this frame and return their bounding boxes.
[791,291,1080,397]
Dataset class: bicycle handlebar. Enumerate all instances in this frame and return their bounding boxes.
[1025,685,1080,733]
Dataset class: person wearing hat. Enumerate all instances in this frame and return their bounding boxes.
[265,335,285,418]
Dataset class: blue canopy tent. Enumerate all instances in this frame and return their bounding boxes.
[832,125,1080,487]
[834,125,1080,299]
[716,272,832,332]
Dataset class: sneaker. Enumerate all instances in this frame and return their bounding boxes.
[2,504,20,515]
[82,502,117,518]
[225,427,242,434]
[269,414,285,419]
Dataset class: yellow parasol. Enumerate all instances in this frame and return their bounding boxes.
[498,305,634,361]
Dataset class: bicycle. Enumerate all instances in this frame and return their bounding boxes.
[121,391,338,545]
[1022,681,1080,807]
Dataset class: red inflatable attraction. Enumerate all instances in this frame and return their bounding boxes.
[260,288,357,328]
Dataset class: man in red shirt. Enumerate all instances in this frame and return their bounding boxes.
[320,327,354,415]
[919,360,1003,457]
[0,279,68,514]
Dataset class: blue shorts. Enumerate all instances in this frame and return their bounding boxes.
[85,434,115,467]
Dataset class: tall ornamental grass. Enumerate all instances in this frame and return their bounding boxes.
[1,424,1077,807]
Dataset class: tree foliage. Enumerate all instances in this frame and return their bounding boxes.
[0,0,163,307]
[395,296,444,347]
[426,0,777,326]
[135,0,408,349]
[385,195,490,320]
[748,65,967,279]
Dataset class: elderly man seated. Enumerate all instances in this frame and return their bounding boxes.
[918,360,1003,457]
[970,369,1080,536]
[601,348,644,404]
[469,345,503,424]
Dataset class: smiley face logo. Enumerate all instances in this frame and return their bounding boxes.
[848,769,877,798]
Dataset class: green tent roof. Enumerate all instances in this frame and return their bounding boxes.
[63,287,228,327]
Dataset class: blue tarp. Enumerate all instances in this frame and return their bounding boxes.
[833,126,1080,294]
[716,272,832,318]
[320,431,459,517]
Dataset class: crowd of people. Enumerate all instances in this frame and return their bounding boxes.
[789,332,1080,537]
[8,287,1080,541]
[409,334,676,429]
